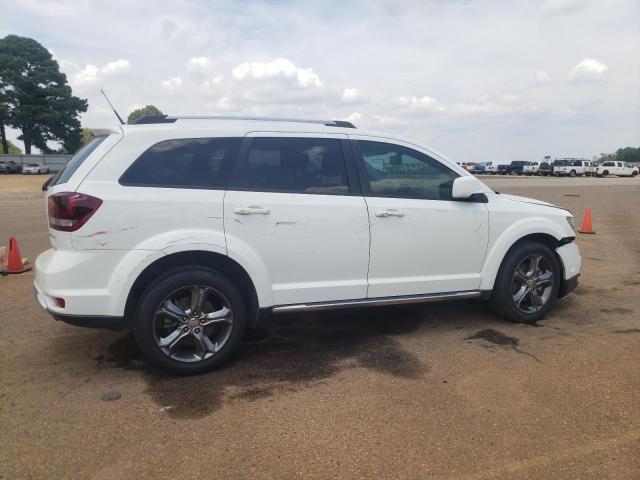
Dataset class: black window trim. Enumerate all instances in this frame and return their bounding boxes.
[226,135,362,196]
[118,136,242,190]
[350,138,469,203]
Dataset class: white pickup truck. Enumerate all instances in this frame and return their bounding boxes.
[596,161,639,177]
[523,161,541,175]
[553,159,595,177]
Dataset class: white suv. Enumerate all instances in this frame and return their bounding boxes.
[35,116,581,374]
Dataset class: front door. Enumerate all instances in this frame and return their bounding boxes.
[224,133,369,306]
[350,137,489,298]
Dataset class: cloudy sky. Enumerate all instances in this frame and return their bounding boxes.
[1,0,638,162]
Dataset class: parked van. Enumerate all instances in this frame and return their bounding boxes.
[596,161,639,177]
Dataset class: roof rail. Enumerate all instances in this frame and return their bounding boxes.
[129,115,356,128]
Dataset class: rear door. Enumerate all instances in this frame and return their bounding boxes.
[224,133,369,306]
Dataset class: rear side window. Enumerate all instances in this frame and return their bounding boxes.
[243,137,349,194]
[120,137,241,189]
[53,136,107,185]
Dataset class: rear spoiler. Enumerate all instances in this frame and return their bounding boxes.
[89,128,119,138]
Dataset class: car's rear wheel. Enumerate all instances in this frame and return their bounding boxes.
[489,242,561,323]
[133,267,247,375]
[569,170,576,177]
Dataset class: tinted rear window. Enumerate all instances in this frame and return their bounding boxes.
[120,137,241,189]
[243,137,349,194]
[53,136,107,185]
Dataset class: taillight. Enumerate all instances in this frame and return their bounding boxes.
[48,192,103,232]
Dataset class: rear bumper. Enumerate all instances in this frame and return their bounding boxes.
[33,283,127,330]
[34,247,163,317]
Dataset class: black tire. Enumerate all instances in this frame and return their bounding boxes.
[569,170,576,177]
[489,241,561,323]
[133,267,247,375]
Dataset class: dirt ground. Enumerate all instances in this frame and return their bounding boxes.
[1,174,639,479]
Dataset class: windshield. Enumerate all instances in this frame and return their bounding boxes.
[51,136,107,186]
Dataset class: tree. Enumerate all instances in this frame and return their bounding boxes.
[127,105,163,123]
[81,127,93,146]
[0,35,87,154]
[615,146,640,164]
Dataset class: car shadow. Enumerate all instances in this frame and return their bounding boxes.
[57,300,519,419]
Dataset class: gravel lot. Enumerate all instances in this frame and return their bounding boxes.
[1,174,639,479]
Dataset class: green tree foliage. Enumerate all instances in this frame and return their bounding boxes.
[81,127,93,146]
[0,35,87,154]
[615,146,640,164]
[597,148,640,165]
[127,105,163,124]
[7,139,22,154]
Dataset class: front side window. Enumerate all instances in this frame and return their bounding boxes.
[356,141,458,200]
[244,137,349,194]
[120,137,241,188]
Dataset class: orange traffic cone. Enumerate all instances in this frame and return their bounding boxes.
[6,236,31,274]
[578,208,595,234]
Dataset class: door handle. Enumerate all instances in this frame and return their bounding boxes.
[234,206,271,215]
[375,209,404,218]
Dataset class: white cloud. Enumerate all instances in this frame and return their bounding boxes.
[399,95,444,112]
[72,59,130,85]
[569,58,608,82]
[160,76,183,90]
[74,64,100,84]
[100,59,130,75]
[343,112,362,123]
[232,58,322,89]
[341,88,365,104]
[536,69,551,84]
[187,56,216,74]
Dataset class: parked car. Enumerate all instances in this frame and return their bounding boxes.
[498,161,528,175]
[469,163,485,174]
[34,116,581,374]
[553,159,595,177]
[538,162,553,176]
[596,161,639,177]
[483,161,498,175]
[523,161,541,175]
[22,163,50,175]
[0,160,21,173]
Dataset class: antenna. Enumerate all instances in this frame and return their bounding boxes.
[100,89,125,125]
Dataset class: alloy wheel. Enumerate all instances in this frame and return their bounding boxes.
[152,285,233,363]
[511,254,554,314]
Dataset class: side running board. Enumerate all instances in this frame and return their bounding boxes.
[271,291,482,314]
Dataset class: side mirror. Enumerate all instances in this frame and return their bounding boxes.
[452,175,484,200]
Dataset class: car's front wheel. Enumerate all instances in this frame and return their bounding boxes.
[134,267,247,375]
[490,242,561,323]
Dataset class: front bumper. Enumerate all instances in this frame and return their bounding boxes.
[556,241,581,297]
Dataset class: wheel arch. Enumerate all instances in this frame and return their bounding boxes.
[124,250,260,329]
[480,228,567,292]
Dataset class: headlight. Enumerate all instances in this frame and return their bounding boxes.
[566,216,576,233]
